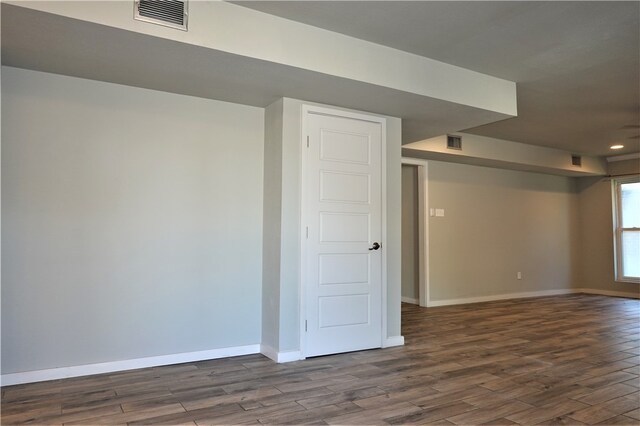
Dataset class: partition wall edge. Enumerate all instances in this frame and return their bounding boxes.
[401,157,430,308]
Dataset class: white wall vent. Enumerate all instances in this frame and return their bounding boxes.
[135,0,188,31]
[447,135,462,150]
[571,155,582,167]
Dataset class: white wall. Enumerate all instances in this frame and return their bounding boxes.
[1,67,265,374]
[426,161,581,302]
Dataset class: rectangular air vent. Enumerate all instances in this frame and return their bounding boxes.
[571,155,582,167]
[135,0,188,31]
[447,135,462,150]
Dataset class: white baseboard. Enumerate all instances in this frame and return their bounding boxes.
[260,344,279,362]
[259,344,278,362]
[401,297,419,305]
[427,289,575,307]
[383,336,405,348]
[260,344,304,363]
[427,288,640,307]
[1,344,261,387]
[277,351,304,363]
[576,288,640,299]
[5,289,635,386]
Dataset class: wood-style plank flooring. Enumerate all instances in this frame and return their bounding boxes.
[2,294,639,425]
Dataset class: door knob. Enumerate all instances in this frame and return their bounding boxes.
[369,242,381,251]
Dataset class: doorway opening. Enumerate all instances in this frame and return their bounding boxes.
[401,158,429,308]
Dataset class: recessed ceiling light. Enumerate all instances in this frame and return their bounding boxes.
[610,144,624,150]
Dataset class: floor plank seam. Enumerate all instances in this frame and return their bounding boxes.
[2,294,638,425]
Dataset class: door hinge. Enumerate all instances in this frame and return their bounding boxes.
[305,320,308,332]
[306,226,309,239]
[306,135,310,148]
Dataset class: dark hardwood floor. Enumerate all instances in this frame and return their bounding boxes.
[2,294,639,425]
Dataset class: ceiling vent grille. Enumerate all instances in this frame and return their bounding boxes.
[135,0,188,31]
[571,155,582,167]
[447,135,462,150]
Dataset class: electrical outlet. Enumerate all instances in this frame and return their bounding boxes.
[517,272,522,280]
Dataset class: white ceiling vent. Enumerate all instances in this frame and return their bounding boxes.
[135,0,188,31]
[447,135,462,150]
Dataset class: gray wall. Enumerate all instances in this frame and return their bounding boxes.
[385,116,403,339]
[277,98,305,352]
[261,100,284,352]
[577,159,640,296]
[401,165,419,301]
[427,161,581,301]
[2,67,265,374]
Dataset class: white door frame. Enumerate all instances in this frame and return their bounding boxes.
[401,157,430,307]
[300,104,388,358]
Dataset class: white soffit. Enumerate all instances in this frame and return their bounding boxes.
[403,133,607,177]
[1,1,516,143]
[606,153,640,163]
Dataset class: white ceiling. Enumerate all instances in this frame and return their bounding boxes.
[235,1,640,156]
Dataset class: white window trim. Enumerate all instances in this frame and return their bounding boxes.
[612,176,640,284]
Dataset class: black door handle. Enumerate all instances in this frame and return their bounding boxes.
[369,242,381,251]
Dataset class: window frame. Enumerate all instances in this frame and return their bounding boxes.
[612,176,640,284]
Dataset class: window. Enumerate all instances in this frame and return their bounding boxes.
[613,177,640,283]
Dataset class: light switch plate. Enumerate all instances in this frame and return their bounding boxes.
[429,208,435,217]
[435,208,445,217]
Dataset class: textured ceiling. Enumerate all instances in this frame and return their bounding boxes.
[236,1,640,156]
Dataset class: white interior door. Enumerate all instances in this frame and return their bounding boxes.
[304,109,383,357]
